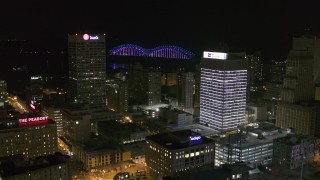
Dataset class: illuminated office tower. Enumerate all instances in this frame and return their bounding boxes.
[68,33,106,105]
[200,52,247,132]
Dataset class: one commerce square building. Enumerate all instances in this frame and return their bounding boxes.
[200,51,247,132]
[68,33,107,105]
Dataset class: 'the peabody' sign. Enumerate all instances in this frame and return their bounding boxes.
[19,116,49,124]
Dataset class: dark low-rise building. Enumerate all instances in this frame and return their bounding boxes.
[0,153,71,180]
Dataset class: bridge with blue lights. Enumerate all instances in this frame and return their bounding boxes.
[109,44,194,59]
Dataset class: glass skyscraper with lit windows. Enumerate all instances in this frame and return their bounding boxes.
[68,33,106,105]
[200,51,247,132]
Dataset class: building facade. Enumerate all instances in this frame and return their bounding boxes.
[68,33,106,105]
[60,105,91,142]
[247,52,263,90]
[72,143,131,170]
[145,130,215,177]
[215,122,289,168]
[147,71,162,106]
[272,134,320,170]
[0,79,8,104]
[42,102,64,137]
[276,51,319,136]
[61,104,122,142]
[159,108,193,126]
[292,35,320,84]
[178,72,194,114]
[0,117,57,159]
[128,64,161,106]
[200,52,247,132]
[106,79,128,113]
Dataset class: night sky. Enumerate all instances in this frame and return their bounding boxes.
[1,0,320,59]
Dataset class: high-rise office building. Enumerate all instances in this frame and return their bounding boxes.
[161,72,177,86]
[178,72,194,114]
[200,51,247,132]
[41,102,64,137]
[68,33,106,105]
[106,79,128,113]
[276,51,320,136]
[194,65,200,109]
[147,71,161,106]
[247,52,263,87]
[292,35,320,84]
[26,75,44,110]
[279,51,314,103]
[128,63,161,106]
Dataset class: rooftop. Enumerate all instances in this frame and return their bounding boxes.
[167,123,219,137]
[216,122,290,149]
[0,153,69,178]
[146,130,214,150]
[72,137,126,154]
[274,134,320,146]
[0,119,56,131]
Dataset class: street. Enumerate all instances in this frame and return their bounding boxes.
[72,161,155,180]
[7,95,28,114]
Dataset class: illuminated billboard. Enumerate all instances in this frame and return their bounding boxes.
[19,116,49,127]
[203,51,227,60]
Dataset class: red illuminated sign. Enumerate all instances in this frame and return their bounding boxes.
[29,100,39,113]
[30,100,35,110]
[19,116,49,127]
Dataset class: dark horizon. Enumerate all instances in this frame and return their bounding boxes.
[1,1,320,60]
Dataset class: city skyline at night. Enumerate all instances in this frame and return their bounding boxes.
[1,1,320,59]
[1,1,320,179]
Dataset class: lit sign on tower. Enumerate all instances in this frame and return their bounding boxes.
[189,135,202,145]
[203,51,227,60]
[83,34,99,40]
[30,100,35,110]
[189,135,202,141]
